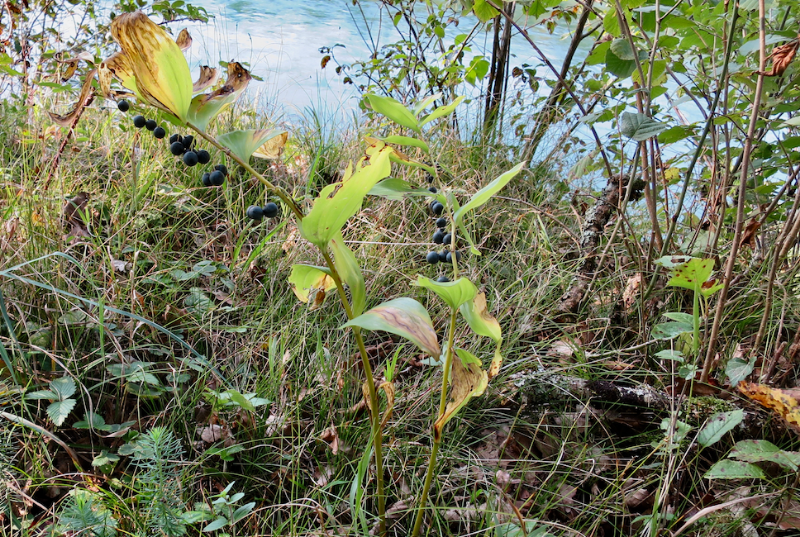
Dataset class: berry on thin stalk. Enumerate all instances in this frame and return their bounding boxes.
[247,205,264,220]
[145,119,157,131]
[170,141,185,156]
[132,115,146,128]
[183,151,199,167]
[425,251,439,265]
[197,150,210,164]
[153,126,166,139]
[117,100,130,112]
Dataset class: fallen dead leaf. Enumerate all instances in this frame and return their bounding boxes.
[319,425,339,455]
[199,424,232,443]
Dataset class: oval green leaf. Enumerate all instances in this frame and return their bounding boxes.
[453,162,526,226]
[341,297,440,357]
[415,275,477,310]
[366,94,420,133]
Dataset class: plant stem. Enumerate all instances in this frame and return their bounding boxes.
[410,307,459,537]
[188,122,386,534]
[321,252,386,536]
[693,289,700,358]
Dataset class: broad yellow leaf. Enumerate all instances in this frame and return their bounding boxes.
[98,51,135,98]
[109,11,193,121]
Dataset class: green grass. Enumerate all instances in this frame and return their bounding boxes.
[1,97,799,537]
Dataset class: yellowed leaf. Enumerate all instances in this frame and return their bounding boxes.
[433,357,488,441]
[253,131,288,160]
[109,11,193,120]
[362,380,395,430]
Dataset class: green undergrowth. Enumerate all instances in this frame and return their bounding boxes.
[1,100,798,537]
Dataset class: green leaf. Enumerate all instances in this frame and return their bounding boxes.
[380,135,429,153]
[74,412,113,431]
[231,502,256,524]
[459,291,502,343]
[203,516,229,532]
[619,112,667,141]
[610,38,637,60]
[453,161,525,229]
[412,92,442,116]
[341,297,440,357]
[419,96,466,127]
[455,347,482,366]
[602,8,621,37]
[225,389,256,412]
[48,398,76,426]
[368,178,436,200]
[288,264,335,304]
[730,440,800,471]
[666,257,723,297]
[50,377,76,400]
[300,144,393,247]
[726,357,755,385]
[330,233,366,317]
[704,460,765,480]
[217,129,287,163]
[652,321,693,339]
[25,389,57,400]
[473,0,499,22]
[365,94,420,133]
[92,450,120,467]
[415,275,477,310]
[697,409,744,448]
[663,312,694,325]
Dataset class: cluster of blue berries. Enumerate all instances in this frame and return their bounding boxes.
[118,99,226,187]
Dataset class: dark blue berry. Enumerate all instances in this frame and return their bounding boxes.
[426,251,439,265]
[145,119,157,131]
[262,202,279,218]
[117,100,130,112]
[247,205,264,220]
[431,202,444,216]
[182,135,194,149]
[438,251,448,262]
[182,151,198,167]
[210,170,225,186]
[446,250,462,263]
[169,133,182,145]
[170,141,185,156]
[197,149,210,164]
[436,275,450,283]
[214,164,228,176]
[433,229,445,244]
[201,173,212,187]
[153,126,166,139]
[435,217,447,228]
[132,115,146,128]
[428,187,437,193]
[443,233,452,245]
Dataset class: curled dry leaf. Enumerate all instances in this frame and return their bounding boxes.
[738,218,762,249]
[199,423,232,443]
[175,28,192,51]
[757,38,799,77]
[48,69,97,127]
[192,65,219,93]
[319,426,339,455]
[187,61,252,130]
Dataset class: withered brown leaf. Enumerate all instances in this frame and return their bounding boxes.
[757,38,799,77]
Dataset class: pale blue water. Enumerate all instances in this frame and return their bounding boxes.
[149,0,590,121]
